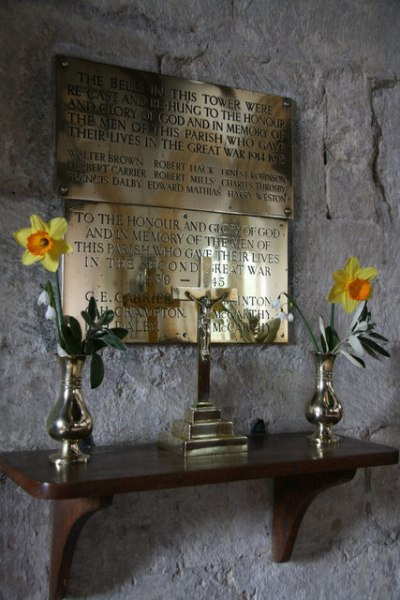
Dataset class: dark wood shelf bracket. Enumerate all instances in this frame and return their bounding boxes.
[50,496,113,600]
[0,433,397,599]
[272,469,356,562]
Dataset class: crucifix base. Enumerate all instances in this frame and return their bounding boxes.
[159,402,248,457]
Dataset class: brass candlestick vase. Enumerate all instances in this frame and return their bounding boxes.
[47,355,93,466]
[305,352,342,446]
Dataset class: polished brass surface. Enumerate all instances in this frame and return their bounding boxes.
[63,200,288,344]
[185,405,221,422]
[56,56,292,219]
[159,401,248,457]
[159,288,248,457]
[47,356,93,465]
[305,353,342,446]
[171,419,234,438]
[159,431,248,456]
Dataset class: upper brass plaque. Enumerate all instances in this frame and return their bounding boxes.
[63,200,288,344]
[56,56,293,219]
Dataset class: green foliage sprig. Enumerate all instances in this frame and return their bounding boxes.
[53,293,128,389]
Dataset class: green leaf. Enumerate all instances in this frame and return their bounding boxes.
[84,338,95,355]
[98,310,115,326]
[81,310,94,326]
[90,338,107,351]
[319,316,328,351]
[360,337,390,358]
[367,331,390,343]
[60,324,83,355]
[90,352,104,389]
[347,335,365,357]
[350,301,366,329]
[359,339,379,359]
[87,296,98,322]
[109,327,129,340]
[339,349,366,368]
[64,316,82,341]
[100,333,127,351]
[324,325,340,352]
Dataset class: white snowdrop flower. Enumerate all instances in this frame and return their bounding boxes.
[45,305,56,321]
[271,297,282,310]
[38,290,50,306]
[278,311,294,322]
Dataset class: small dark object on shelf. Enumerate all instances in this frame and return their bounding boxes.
[251,418,266,436]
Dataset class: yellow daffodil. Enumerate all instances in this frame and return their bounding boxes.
[13,214,73,272]
[327,256,377,313]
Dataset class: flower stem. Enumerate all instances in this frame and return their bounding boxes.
[284,293,321,353]
[52,271,65,349]
[330,303,335,331]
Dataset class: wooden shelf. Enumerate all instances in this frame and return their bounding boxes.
[0,433,398,600]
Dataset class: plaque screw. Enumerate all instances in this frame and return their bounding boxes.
[284,207,292,216]
[59,185,69,196]
[283,98,291,108]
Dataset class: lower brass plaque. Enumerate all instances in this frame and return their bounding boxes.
[63,200,288,344]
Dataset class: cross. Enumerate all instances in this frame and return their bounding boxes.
[172,256,237,407]
[123,266,179,342]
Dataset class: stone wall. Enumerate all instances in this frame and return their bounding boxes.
[0,1,399,598]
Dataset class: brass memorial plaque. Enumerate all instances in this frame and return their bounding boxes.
[63,201,288,344]
[56,56,293,219]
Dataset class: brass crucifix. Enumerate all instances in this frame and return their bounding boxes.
[159,257,247,456]
[185,291,228,405]
[172,256,238,407]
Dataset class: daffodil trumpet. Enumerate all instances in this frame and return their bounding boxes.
[278,256,390,368]
[14,214,128,388]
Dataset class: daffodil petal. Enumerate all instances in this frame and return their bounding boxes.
[21,249,42,266]
[30,214,47,232]
[344,256,360,279]
[41,252,59,272]
[332,270,349,285]
[13,227,33,248]
[327,284,342,302]
[48,217,68,239]
[53,239,73,255]
[355,266,378,281]
[342,294,358,313]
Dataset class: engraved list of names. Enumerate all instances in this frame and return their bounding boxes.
[56,56,293,219]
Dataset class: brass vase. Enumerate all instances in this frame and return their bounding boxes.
[47,355,93,466]
[305,352,342,446]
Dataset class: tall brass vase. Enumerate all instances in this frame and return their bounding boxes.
[47,355,93,466]
[305,352,342,446]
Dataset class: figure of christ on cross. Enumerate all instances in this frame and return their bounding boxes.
[173,257,237,408]
[185,291,229,361]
